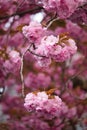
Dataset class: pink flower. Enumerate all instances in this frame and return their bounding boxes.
[9,50,20,63]
[53,46,70,62]
[67,107,77,118]
[3,50,21,74]
[22,21,46,44]
[41,35,58,46]
[37,57,52,67]
[67,38,77,55]
[35,35,59,58]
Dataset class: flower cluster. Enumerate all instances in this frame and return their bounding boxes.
[25,72,51,89]
[36,0,86,18]
[22,21,77,67]
[24,91,63,117]
[35,34,77,67]
[3,50,21,74]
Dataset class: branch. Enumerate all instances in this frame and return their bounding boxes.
[20,41,48,98]
[28,48,47,58]
[20,45,29,98]
[0,7,43,20]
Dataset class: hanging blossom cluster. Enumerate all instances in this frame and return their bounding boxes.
[24,91,64,117]
[22,21,77,67]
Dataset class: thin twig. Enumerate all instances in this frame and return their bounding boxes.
[20,42,48,97]
[20,54,25,98]
[46,17,59,29]
[28,44,48,58]
[20,46,29,98]
[28,48,47,58]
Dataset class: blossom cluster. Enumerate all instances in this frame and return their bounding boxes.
[36,34,77,66]
[22,21,77,67]
[36,0,87,18]
[25,72,51,89]
[3,50,21,74]
[24,91,63,117]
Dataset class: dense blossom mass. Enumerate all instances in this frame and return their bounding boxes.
[36,0,87,18]
[0,0,87,130]
[35,34,77,66]
[24,91,63,115]
[22,21,77,67]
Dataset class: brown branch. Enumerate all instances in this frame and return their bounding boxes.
[0,7,43,20]
[20,45,28,98]
[28,48,47,58]
[28,43,48,58]
[20,42,47,98]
